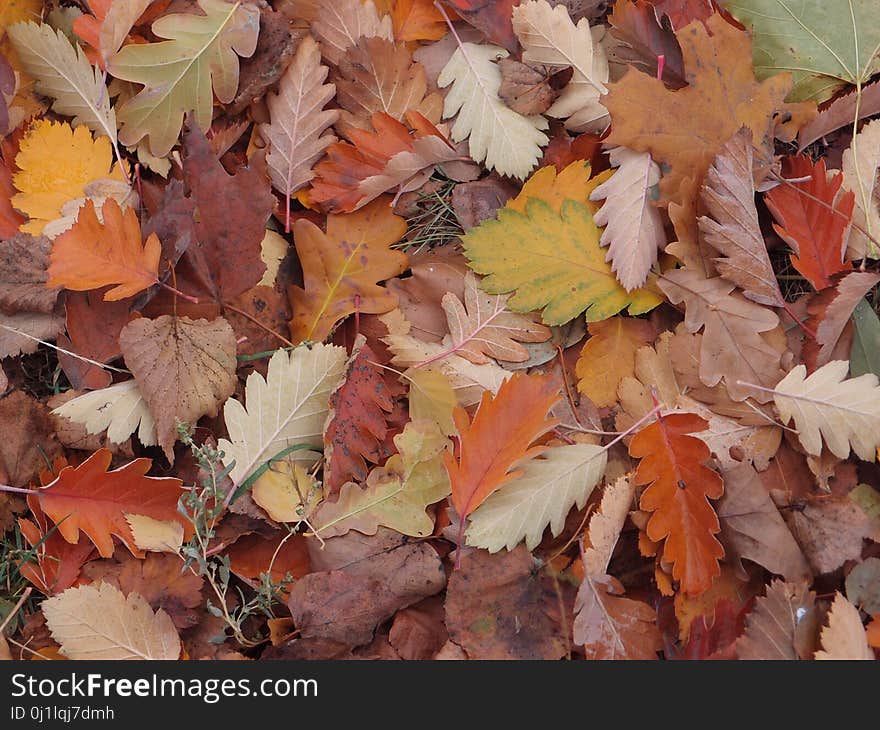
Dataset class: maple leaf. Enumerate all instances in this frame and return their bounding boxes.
[815,592,874,660]
[575,316,655,408]
[841,118,880,259]
[445,371,560,553]
[36,449,187,558]
[259,35,338,229]
[770,361,880,461]
[735,579,818,660]
[43,582,180,660]
[438,42,549,180]
[107,0,260,156]
[658,268,784,402]
[118,315,238,461]
[7,21,118,151]
[465,442,606,552]
[392,0,448,41]
[310,111,459,213]
[13,120,125,235]
[589,147,666,292]
[462,197,662,325]
[323,335,394,495]
[46,199,160,302]
[604,13,805,208]
[313,419,451,538]
[313,0,393,66]
[764,155,854,289]
[289,198,408,343]
[629,412,725,595]
[0,233,59,314]
[512,0,610,132]
[440,270,551,365]
[218,344,347,488]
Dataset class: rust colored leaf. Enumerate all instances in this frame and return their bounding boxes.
[764,155,854,290]
[46,199,160,302]
[289,198,408,343]
[443,0,520,52]
[497,58,558,115]
[0,391,63,487]
[629,412,725,595]
[225,532,311,598]
[323,335,394,496]
[0,157,26,239]
[35,449,188,558]
[736,579,818,660]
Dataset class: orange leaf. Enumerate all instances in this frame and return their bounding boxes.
[0,158,25,238]
[35,449,188,558]
[445,372,560,529]
[867,615,880,649]
[225,532,311,599]
[764,155,854,290]
[629,412,724,595]
[391,0,448,41]
[289,197,408,343]
[46,199,161,301]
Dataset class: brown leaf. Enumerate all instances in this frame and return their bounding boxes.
[815,593,874,660]
[0,234,60,314]
[313,0,393,66]
[736,579,819,660]
[497,58,558,116]
[119,315,238,461]
[444,546,568,660]
[287,529,445,647]
[388,597,448,660]
[608,0,686,89]
[798,79,880,152]
[224,285,291,357]
[450,175,519,231]
[0,391,62,487]
[0,309,65,358]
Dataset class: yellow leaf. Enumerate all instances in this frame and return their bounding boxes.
[575,317,654,407]
[13,120,124,234]
[252,460,321,523]
[407,367,457,436]
[462,196,662,325]
[125,514,184,554]
[507,160,609,215]
[0,0,41,30]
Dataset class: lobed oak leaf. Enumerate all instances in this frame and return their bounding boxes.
[43,582,180,660]
[107,0,260,157]
[815,592,874,660]
[512,0,610,132]
[310,111,459,213]
[771,361,880,461]
[323,335,394,495]
[629,412,725,595]
[119,315,238,462]
[589,146,666,292]
[764,155,854,288]
[36,449,187,558]
[841,119,880,259]
[575,316,654,408]
[289,198,408,343]
[313,0,393,66]
[438,42,549,180]
[445,372,560,545]
[46,199,160,302]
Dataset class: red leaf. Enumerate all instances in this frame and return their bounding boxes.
[629,412,725,596]
[764,155,854,290]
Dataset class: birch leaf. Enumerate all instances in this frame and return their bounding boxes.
[511,0,610,132]
[589,147,666,291]
[43,582,180,660]
[438,42,549,180]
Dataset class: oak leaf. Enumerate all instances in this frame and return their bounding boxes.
[119,315,238,461]
[736,579,818,660]
[511,0,610,132]
[43,582,180,660]
[289,198,408,343]
[815,592,874,660]
[575,316,654,408]
[218,344,347,487]
[629,412,725,595]
[46,199,160,301]
[764,155,854,288]
[36,449,187,558]
[313,0,393,66]
[771,361,880,461]
[604,14,805,208]
[323,335,394,495]
[438,42,549,180]
[445,372,560,544]
[107,0,260,156]
[589,146,666,292]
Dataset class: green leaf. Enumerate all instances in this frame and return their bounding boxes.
[107,0,260,157]
[726,0,880,103]
[850,299,880,377]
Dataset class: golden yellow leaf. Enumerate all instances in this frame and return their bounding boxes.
[13,120,125,234]
[507,160,609,215]
[0,0,42,30]
[576,317,654,407]
[252,460,321,523]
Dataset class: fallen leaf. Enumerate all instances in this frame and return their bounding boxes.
[388,597,448,660]
[735,578,818,660]
[576,316,654,407]
[846,558,880,614]
[608,0,686,90]
[0,390,62,487]
[0,233,59,314]
[313,0,393,66]
[0,309,64,358]
[841,118,880,259]
[225,532,311,590]
[392,0,448,41]
[497,58,558,116]
[125,515,184,555]
[815,592,873,660]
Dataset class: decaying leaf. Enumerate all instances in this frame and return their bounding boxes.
[815,592,874,660]
[736,579,818,660]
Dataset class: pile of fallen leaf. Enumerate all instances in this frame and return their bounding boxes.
[0,0,879,661]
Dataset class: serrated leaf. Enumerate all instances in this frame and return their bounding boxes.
[51,380,157,447]
[736,579,817,660]
[438,42,548,180]
[466,442,606,553]
[218,343,348,487]
[583,475,635,577]
[815,592,874,660]
[43,582,180,660]
[511,0,609,132]
[771,360,880,461]
[107,0,260,156]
